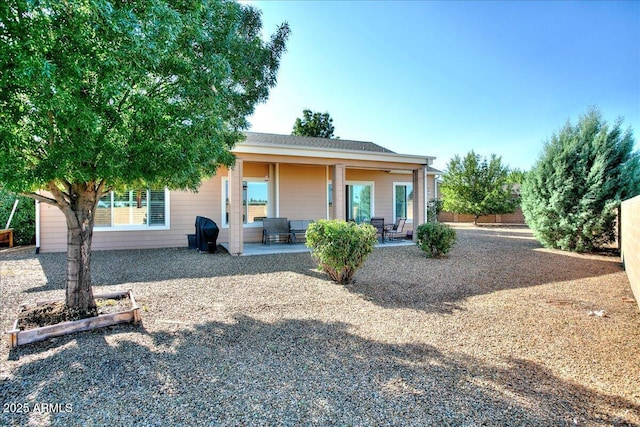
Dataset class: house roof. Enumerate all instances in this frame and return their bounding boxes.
[243,132,396,154]
[236,132,436,167]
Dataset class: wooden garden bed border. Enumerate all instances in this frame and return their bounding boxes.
[5,289,141,348]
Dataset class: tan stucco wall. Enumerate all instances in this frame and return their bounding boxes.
[621,195,640,310]
[39,177,225,253]
[38,154,431,252]
[278,164,328,220]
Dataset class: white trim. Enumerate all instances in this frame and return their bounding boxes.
[221,177,271,229]
[346,180,375,222]
[275,163,280,218]
[94,188,170,232]
[95,225,170,232]
[221,178,229,228]
[233,142,434,165]
[425,169,428,221]
[35,199,40,250]
[393,181,414,224]
[425,170,430,223]
[326,166,330,220]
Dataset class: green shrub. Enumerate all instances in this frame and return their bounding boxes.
[0,190,35,246]
[521,108,640,252]
[426,198,443,223]
[305,219,377,284]
[416,222,456,258]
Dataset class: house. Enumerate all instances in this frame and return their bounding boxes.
[36,132,441,254]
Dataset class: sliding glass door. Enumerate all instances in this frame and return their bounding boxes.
[346,182,373,224]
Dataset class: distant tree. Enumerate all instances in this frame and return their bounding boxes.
[506,168,526,202]
[292,109,335,138]
[521,108,640,252]
[440,151,517,225]
[0,0,289,315]
[507,168,527,185]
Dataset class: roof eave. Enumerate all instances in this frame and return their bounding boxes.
[233,141,434,166]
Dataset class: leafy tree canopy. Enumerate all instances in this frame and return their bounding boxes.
[521,107,640,252]
[1,0,290,194]
[440,151,517,224]
[0,0,289,312]
[507,168,527,184]
[292,109,335,138]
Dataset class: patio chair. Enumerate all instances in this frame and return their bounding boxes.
[289,220,313,244]
[262,217,292,245]
[370,217,386,243]
[384,217,406,241]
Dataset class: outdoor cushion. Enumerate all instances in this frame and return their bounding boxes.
[289,220,314,243]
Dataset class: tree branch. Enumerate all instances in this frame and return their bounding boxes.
[146,78,175,99]
[47,181,71,209]
[115,87,132,114]
[62,180,74,200]
[21,192,59,206]
[48,110,55,146]
[97,179,111,198]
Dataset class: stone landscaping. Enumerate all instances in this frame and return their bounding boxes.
[1,225,638,426]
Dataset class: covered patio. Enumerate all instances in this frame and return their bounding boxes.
[221,237,415,256]
[224,132,439,255]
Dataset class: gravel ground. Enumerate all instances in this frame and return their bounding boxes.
[1,225,639,426]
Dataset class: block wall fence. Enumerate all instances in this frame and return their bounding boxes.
[621,195,640,312]
[438,207,526,224]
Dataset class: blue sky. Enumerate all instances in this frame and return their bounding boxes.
[245,1,640,172]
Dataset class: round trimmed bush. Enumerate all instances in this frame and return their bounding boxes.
[305,219,377,284]
[416,222,456,258]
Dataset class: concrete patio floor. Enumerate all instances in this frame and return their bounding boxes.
[221,237,415,256]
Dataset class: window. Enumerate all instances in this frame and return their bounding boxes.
[95,189,169,229]
[394,183,413,222]
[346,182,374,224]
[223,178,270,227]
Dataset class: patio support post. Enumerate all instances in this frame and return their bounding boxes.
[412,166,427,241]
[229,159,244,255]
[332,164,346,220]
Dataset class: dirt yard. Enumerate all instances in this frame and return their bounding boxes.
[1,225,639,426]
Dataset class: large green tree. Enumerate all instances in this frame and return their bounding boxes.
[291,109,335,138]
[440,151,518,225]
[521,108,640,252]
[0,0,289,314]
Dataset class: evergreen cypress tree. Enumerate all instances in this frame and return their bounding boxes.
[521,108,640,252]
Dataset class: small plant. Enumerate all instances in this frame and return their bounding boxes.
[305,219,377,284]
[96,299,118,307]
[416,222,456,258]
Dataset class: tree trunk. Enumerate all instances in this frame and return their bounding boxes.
[48,182,101,316]
[64,206,96,315]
